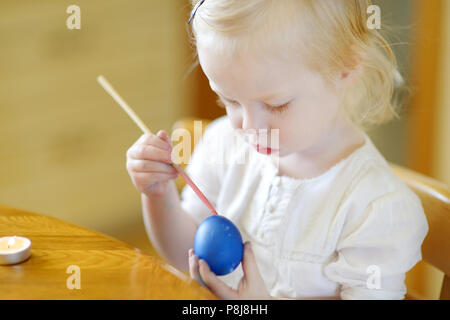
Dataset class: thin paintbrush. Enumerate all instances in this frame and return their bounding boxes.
[97,75,218,216]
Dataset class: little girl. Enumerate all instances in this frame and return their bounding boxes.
[126,0,428,299]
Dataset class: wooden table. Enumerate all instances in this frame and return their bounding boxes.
[0,205,216,299]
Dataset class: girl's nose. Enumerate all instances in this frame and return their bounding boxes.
[241,108,266,132]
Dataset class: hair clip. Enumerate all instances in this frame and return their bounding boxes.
[188,0,206,25]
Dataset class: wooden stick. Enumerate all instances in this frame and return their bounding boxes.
[97,76,152,134]
[97,75,218,215]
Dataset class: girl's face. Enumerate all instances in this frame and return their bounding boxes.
[197,41,347,158]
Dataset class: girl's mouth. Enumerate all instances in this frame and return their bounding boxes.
[252,144,279,155]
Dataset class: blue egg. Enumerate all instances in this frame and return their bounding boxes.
[194,215,243,276]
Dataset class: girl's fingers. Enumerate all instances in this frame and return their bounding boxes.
[127,144,172,163]
[127,159,177,174]
[198,259,237,299]
[137,132,172,151]
[131,171,178,187]
[188,249,196,280]
[188,251,208,289]
[156,130,173,148]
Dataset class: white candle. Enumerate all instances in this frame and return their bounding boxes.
[7,237,16,248]
[0,236,31,265]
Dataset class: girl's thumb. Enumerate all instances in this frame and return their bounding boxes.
[157,130,172,147]
[242,242,258,279]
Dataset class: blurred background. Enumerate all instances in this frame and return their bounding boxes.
[0,0,448,299]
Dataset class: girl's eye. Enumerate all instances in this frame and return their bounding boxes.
[266,102,290,114]
[216,97,290,115]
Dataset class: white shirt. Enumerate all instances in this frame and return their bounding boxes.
[180,115,429,300]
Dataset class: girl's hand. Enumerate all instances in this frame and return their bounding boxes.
[188,242,272,300]
[126,130,178,197]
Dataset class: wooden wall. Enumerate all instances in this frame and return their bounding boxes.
[0,1,194,255]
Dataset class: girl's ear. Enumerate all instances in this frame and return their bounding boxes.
[338,64,363,87]
[336,53,363,89]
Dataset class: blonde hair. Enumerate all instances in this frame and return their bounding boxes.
[187,0,405,131]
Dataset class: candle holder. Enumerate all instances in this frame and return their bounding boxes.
[0,236,32,265]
